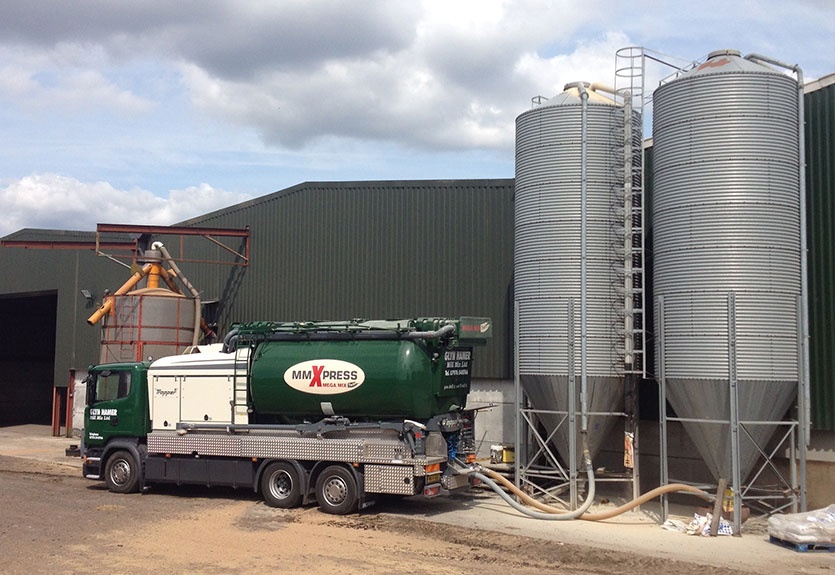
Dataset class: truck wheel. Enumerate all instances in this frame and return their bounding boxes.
[315,465,358,515]
[261,461,302,509]
[104,450,140,494]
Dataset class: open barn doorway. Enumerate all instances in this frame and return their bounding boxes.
[0,292,57,425]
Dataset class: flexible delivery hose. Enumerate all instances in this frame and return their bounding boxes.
[469,430,598,521]
[473,466,713,521]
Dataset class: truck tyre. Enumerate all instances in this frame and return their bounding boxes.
[315,465,358,515]
[105,450,140,494]
[261,461,303,509]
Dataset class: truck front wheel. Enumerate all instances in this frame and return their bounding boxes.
[261,461,303,509]
[315,465,358,515]
[104,450,140,494]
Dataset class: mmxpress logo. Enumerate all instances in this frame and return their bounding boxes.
[283,359,365,395]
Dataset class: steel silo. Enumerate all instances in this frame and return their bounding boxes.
[99,288,197,363]
[652,50,802,482]
[515,83,625,465]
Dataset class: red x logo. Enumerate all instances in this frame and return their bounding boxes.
[309,365,325,387]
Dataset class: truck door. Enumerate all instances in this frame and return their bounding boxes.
[85,366,148,447]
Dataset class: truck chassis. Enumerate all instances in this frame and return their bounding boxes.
[86,416,474,514]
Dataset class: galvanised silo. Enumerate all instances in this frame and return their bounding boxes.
[652,50,803,483]
[515,83,625,466]
[98,288,197,363]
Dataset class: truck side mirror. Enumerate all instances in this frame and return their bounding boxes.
[84,373,96,405]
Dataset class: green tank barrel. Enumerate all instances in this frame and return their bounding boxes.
[230,317,491,422]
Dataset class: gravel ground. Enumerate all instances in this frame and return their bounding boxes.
[0,426,831,574]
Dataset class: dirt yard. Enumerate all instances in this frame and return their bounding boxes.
[1,454,831,575]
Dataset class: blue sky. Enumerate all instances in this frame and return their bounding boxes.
[0,0,833,236]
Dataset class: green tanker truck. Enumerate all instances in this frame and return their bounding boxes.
[81,317,491,514]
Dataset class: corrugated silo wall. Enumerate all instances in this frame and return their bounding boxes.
[642,79,835,432]
[176,180,515,380]
[806,79,835,431]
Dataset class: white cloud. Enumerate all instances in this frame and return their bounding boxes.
[0,45,154,115]
[177,3,625,152]
[0,174,252,237]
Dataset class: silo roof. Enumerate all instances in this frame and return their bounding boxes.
[685,49,781,77]
[539,82,619,107]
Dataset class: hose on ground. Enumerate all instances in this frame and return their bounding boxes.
[475,467,713,521]
[472,471,595,520]
[469,442,597,521]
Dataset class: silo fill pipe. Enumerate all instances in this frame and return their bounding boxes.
[577,82,590,434]
[576,84,597,511]
[473,466,713,521]
[745,53,810,448]
[153,242,201,347]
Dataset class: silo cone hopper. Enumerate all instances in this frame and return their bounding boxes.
[666,378,797,483]
[520,372,623,467]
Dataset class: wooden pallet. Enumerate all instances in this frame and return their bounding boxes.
[769,535,835,553]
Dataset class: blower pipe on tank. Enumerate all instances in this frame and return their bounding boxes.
[402,323,456,340]
[744,54,810,446]
[221,323,457,353]
[222,328,240,353]
[152,242,201,348]
[86,263,153,325]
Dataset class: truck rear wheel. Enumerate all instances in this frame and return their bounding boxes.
[261,461,302,508]
[105,450,140,494]
[315,465,358,515]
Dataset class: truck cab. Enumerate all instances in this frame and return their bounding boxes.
[82,362,151,492]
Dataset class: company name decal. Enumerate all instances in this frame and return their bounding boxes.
[88,408,117,421]
[283,359,365,395]
[460,321,491,334]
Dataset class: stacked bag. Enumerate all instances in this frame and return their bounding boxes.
[768,505,835,545]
